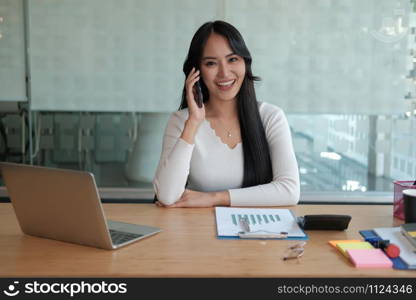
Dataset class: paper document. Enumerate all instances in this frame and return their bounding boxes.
[215,207,306,239]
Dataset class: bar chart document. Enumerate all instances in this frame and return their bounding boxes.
[215,207,307,239]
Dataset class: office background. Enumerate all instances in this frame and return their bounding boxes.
[0,0,415,202]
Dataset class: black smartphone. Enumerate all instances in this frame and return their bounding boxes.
[193,70,203,108]
[297,214,351,230]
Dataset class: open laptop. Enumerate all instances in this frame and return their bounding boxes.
[0,162,161,250]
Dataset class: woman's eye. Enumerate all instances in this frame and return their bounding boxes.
[229,57,238,62]
[205,61,216,66]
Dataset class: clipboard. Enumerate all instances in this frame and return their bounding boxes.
[360,229,416,270]
[215,207,308,240]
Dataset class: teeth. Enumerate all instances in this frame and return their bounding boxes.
[217,80,234,86]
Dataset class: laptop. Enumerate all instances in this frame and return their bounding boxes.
[0,162,161,250]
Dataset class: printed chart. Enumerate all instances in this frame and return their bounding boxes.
[215,207,307,238]
[231,214,280,225]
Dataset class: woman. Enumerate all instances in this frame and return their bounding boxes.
[153,20,299,207]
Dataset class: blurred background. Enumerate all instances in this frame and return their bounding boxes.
[1,0,415,203]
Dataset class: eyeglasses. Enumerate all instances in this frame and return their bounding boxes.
[282,242,306,261]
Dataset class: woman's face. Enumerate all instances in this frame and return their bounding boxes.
[200,33,246,103]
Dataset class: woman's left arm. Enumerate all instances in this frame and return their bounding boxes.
[227,105,300,206]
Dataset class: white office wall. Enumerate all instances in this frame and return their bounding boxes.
[27,0,218,111]
[0,0,26,102]
[26,0,411,113]
[225,0,411,114]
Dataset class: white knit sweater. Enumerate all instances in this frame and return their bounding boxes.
[153,102,300,206]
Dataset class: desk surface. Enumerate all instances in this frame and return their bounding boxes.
[0,203,413,278]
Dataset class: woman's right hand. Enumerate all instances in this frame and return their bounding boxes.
[185,67,205,125]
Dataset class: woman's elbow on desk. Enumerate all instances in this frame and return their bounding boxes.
[156,194,178,206]
[268,192,299,207]
[286,190,300,206]
[154,192,180,206]
[284,181,300,206]
[152,182,181,206]
[270,179,300,206]
[155,197,170,206]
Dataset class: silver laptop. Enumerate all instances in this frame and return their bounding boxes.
[0,162,161,250]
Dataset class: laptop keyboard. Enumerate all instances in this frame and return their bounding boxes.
[109,229,143,245]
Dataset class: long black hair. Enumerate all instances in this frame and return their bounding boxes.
[180,20,273,188]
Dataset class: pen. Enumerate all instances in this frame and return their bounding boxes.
[238,217,288,239]
[238,231,288,239]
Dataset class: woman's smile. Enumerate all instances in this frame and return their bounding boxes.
[216,79,236,91]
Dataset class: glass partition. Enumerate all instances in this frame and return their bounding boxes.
[1,0,416,203]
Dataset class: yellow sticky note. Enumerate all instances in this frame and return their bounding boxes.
[336,242,374,258]
[408,231,416,237]
[328,240,362,249]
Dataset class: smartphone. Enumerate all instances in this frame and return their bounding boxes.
[193,69,203,108]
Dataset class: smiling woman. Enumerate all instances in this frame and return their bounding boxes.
[152,20,300,208]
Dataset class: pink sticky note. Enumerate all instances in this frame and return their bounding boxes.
[347,249,392,268]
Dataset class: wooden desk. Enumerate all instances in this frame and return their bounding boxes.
[0,203,413,278]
